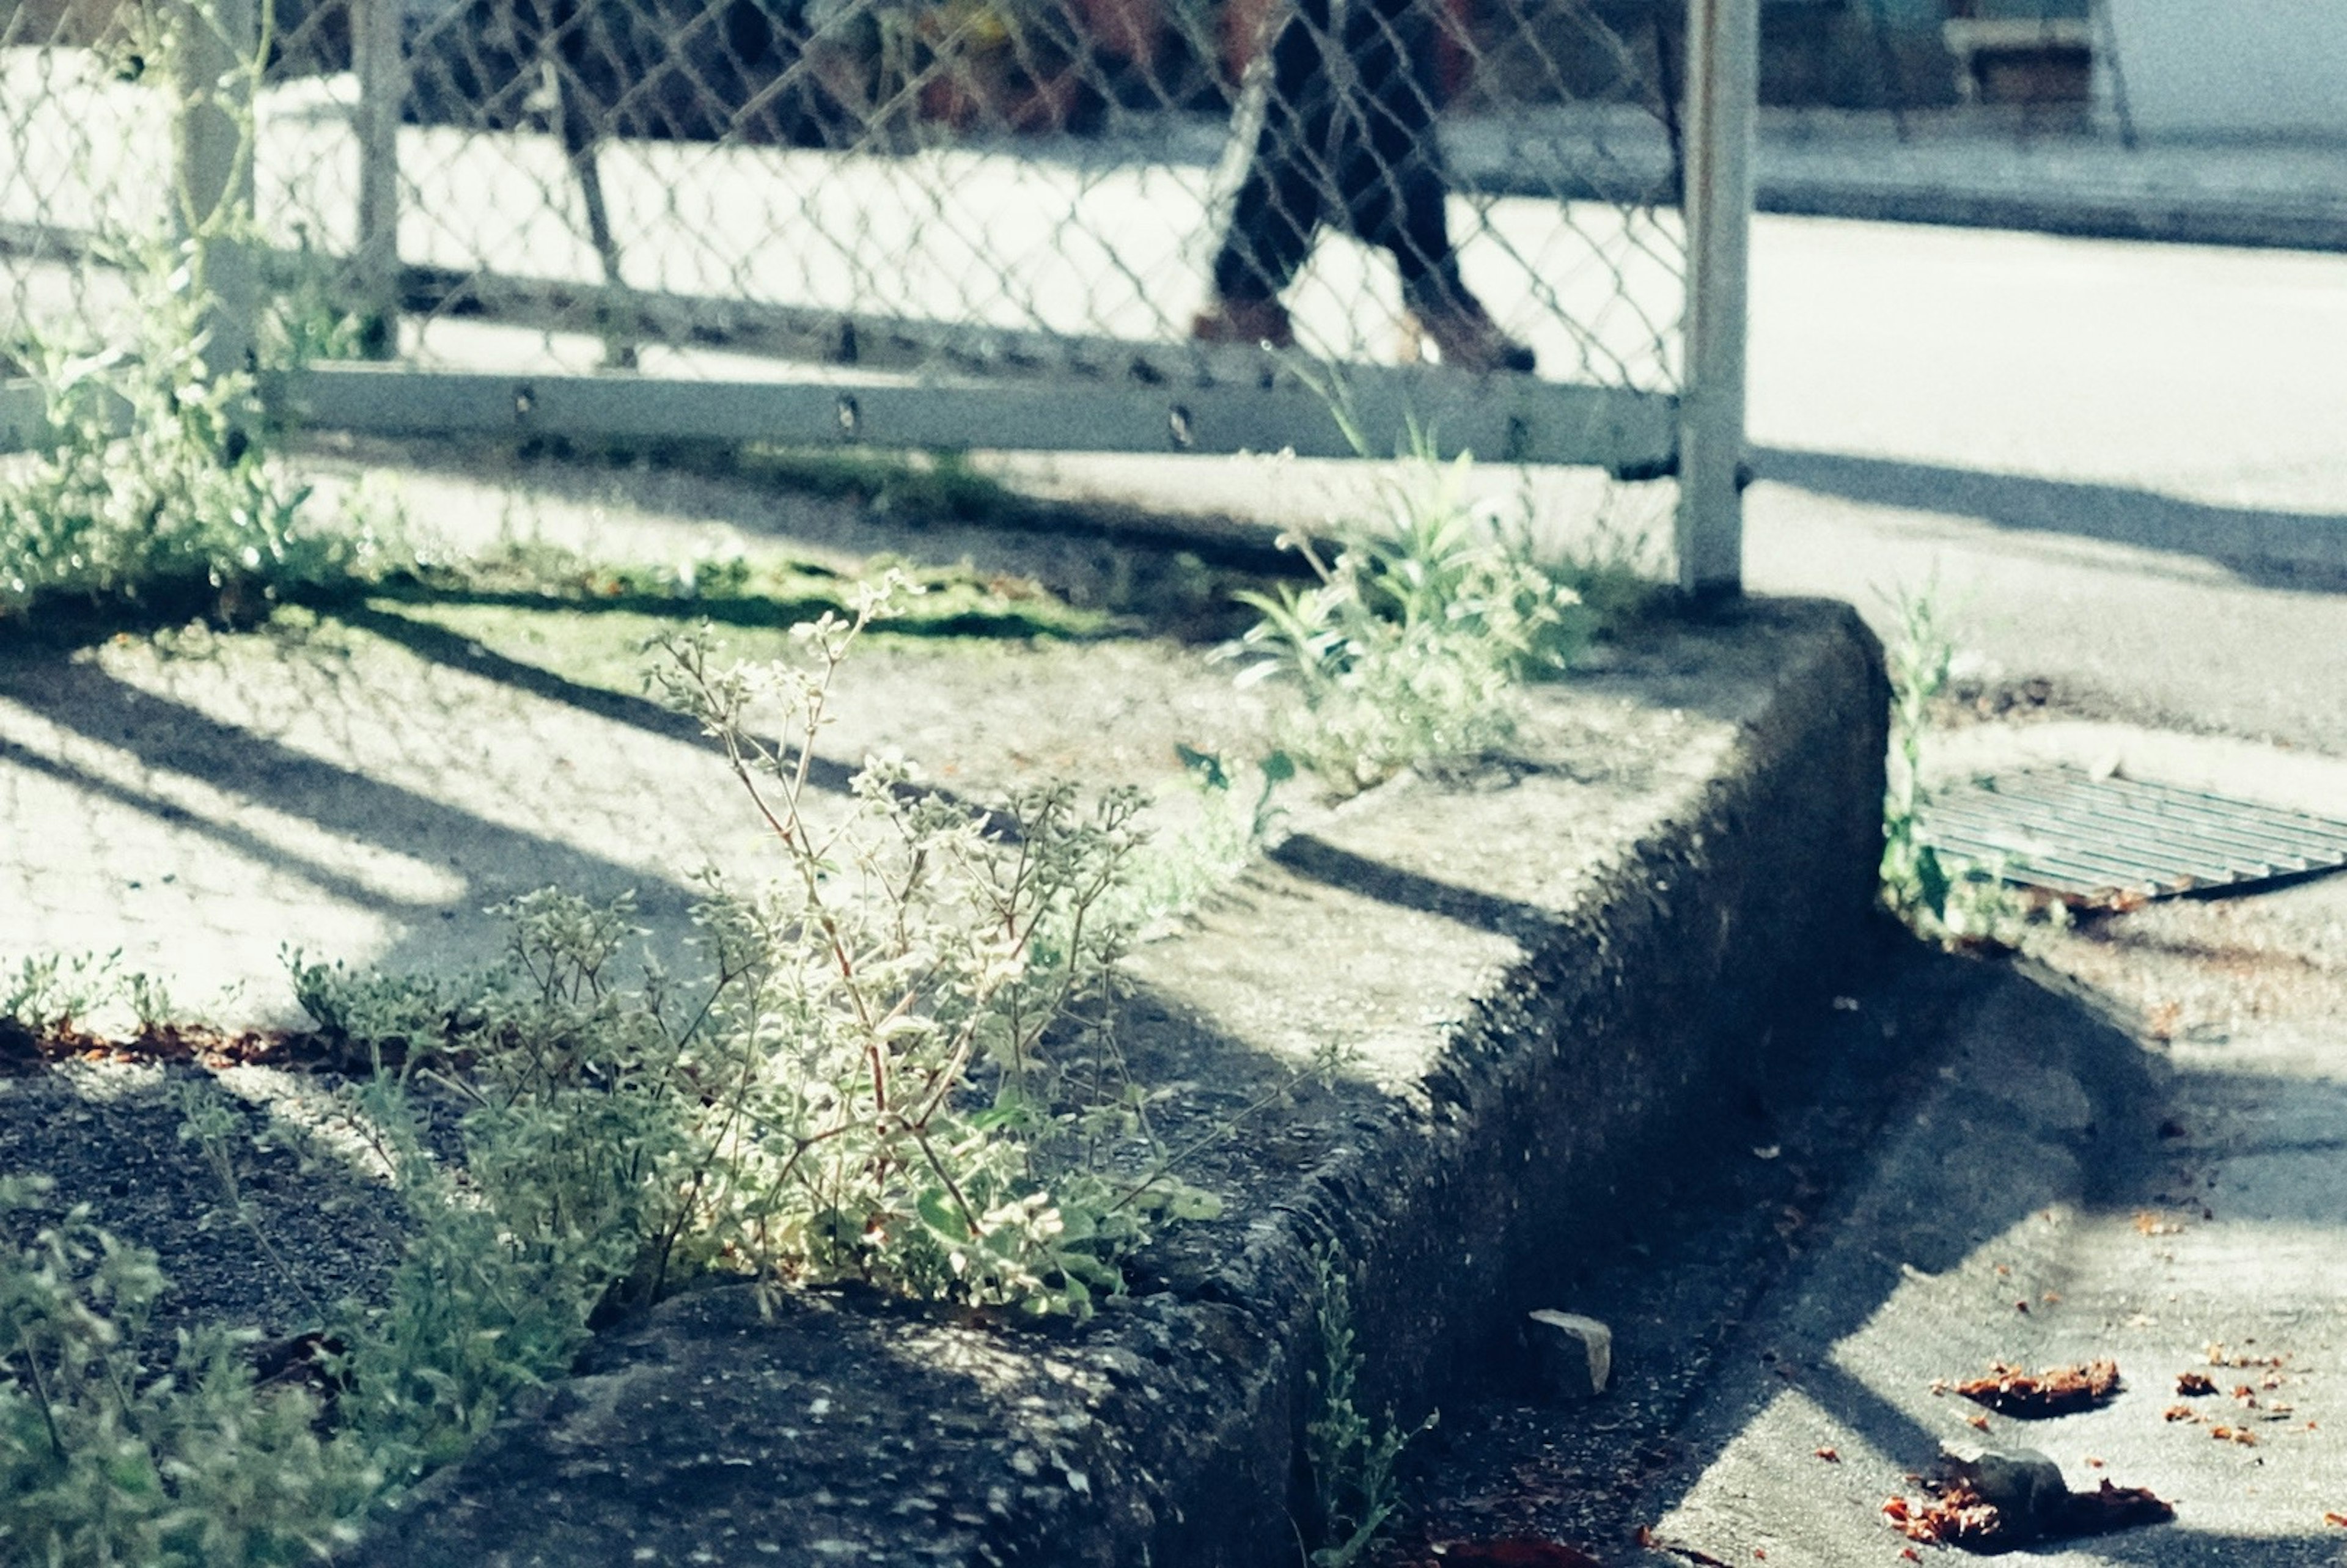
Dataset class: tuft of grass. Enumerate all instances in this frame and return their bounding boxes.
[1224,447,1605,796]
[378,533,1108,642]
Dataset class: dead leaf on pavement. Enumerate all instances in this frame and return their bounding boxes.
[1953,1360,2121,1418]
[1883,1478,2173,1552]
[2175,1371,2217,1396]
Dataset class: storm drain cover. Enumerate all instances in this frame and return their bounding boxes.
[1917,767,2347,906]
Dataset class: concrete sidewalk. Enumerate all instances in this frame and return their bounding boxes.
[1613,723,2347,1567]
[1447,104,2347,254]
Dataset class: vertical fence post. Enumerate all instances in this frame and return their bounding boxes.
[172,0,259,381]
[1676,0,1756,598]
[354,0,407,357]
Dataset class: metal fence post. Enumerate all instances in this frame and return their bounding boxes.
[1676,0,1757,598]
[172,0,259,381]
[354,0,408,357]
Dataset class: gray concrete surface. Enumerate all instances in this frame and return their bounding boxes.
[1633,953,2347,1566]
[1004,200,2347,1568]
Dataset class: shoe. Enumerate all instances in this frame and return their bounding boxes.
[1191,296,1296,349]
[1401,298,1536,374]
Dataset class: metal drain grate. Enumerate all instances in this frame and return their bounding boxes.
[1917,768,2347,906]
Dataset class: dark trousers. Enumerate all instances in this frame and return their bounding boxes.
[1211,0,1469,308]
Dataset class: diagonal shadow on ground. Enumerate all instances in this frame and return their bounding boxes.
[0,654,709,928]
[1754,447,2347,591]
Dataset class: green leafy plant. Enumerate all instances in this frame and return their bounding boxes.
[1227,445,1593,795]
[1878,584,2029,943]
[1107,744,1294,934]
[1302,1246,1431,1568]
[644,572,1214,1314]
[0,0,406,629]
[2,951,123,1034]
[0,236,403,624]
[262,224,374,368]
[0,1177,379,1567]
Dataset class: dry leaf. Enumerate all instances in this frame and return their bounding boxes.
[1953,1359,2121,1418]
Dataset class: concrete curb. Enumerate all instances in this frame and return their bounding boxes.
[346,599,1888,1568]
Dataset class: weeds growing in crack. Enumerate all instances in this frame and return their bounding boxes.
[1302,1244,1433,1568]
[1878,581,2036,945]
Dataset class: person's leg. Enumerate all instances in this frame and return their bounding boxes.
[1340,0,1535,372]
[1196,0,1334,343]
[1337,0,1449,296]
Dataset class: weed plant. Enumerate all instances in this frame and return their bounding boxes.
[0,0,400,628]
[0,1178,380,1567]
[1301,1246,1431,1568]
[1225,448,1598,795]
[1107,744,1295,934]
[0,249,393,622]
[1,574,1229,1556]
[1878,584,2032,944]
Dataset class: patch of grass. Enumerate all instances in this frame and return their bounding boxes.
[380,535,1108,640]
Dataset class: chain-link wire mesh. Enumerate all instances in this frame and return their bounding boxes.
[5,0,1690,445]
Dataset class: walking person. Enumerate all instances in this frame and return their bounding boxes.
[1192,0,1535,373]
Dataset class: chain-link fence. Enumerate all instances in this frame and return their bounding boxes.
[4,0,1717,475]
